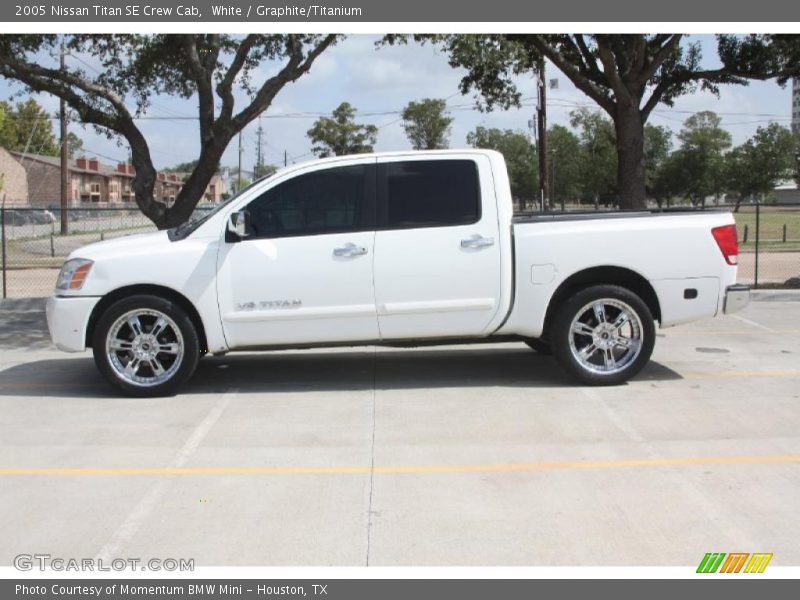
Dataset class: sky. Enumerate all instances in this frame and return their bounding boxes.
[0,34,795,172]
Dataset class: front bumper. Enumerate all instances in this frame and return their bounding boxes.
[46,295,101,352]
[723,284,750,315]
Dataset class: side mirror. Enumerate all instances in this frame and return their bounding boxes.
[226,210,250,242]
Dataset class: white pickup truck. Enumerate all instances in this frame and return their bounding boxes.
[46,150,749,396]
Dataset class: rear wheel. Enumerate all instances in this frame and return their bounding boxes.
[551,285,655,386]
[92,295,200,397]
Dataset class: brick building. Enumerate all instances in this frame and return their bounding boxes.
[0,147,29,205]
[6,152,225,208]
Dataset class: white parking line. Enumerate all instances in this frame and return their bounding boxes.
[729,314,777,332]
[94,389,236,562]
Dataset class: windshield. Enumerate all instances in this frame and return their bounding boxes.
[168,175,274,241]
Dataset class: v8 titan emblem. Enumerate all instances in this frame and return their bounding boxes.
[236,299,303,311]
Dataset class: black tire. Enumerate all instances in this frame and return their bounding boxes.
[550,284,655,386]
[524,337,552,355]
[92,294,200,397]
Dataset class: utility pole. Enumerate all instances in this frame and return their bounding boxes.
[237,131,243,192]
[536,57,549,211]
[255,116,263,178]
[59,38,69,235]
[284,150,287,168]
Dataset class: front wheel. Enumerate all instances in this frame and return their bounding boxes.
[92,295,200,397]
[550,285,655,386]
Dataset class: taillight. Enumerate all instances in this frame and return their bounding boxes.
[711,224,739,266]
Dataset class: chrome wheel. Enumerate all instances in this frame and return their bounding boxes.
[105,309,184,388]
[567,298,643,375]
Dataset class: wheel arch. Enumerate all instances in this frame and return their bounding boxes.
[85,284,208,352]
[542,266,661,337]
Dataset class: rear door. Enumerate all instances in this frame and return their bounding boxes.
[372,154,502,339]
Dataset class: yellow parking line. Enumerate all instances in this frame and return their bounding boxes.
[661,329,800,336]
[1,454,798,477]
[682,369,800,379]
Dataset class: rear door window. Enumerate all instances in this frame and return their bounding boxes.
[380,160,480,229]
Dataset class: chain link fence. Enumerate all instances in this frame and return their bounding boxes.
[0,206,213,298]
[727,203,800,288]
[0,203,797,299]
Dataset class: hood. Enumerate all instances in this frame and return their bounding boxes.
[69,230,172,262]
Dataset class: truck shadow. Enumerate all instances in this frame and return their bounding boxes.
[0,346,682,399]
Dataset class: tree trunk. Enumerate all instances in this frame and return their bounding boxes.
[614,104,647,210]
[129,125,230,230]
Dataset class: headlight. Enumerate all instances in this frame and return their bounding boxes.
[55,258,94,291]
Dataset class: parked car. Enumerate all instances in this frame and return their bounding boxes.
[46,150,749,396]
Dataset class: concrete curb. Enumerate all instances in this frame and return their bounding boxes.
[0,297,47,311]
[751,290,800,302]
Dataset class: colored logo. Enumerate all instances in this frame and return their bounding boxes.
[697,552,773,573]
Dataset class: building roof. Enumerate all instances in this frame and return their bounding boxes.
[9,151,133,178]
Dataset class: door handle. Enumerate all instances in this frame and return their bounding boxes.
[333,243,368,257]
[460,234,495,249]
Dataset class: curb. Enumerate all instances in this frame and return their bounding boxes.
[0,298,47,311]
[751,290,800,302]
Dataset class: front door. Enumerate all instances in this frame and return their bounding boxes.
[216,161,379,348]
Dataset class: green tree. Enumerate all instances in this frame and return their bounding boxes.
[676,111,731,205]
[725,123,797,208]
[254,163,278,179]
[652,149,689,207]
[569,108,617,206]
[643,124,672,198]
[307,102,378,158]
[466,126,537,210]
[395,34,800,209]
[0,98,59,155]
[795,130,800,186]
[165,159,200,173]
[546,124,581,209]
[0,34,337,228]
[66,131,84,158]
[400,98,453,150]
[231,177,251,193]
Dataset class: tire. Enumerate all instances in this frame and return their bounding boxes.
[92,294,200,397]
[524,337,552,355]
[550,284,655,386]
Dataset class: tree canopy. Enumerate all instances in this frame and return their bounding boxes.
[66,131,84,158]
[0,97,59,156]
[307,102,378,157]
[725,122,797,207]
[400,98,453,150]
[0,34,338,228]
[467,126,537,208]
[547,124,582,209]
[569,107,617,205]
[392,34,800,208]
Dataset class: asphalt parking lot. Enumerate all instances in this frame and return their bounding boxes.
[0,295,798,567]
